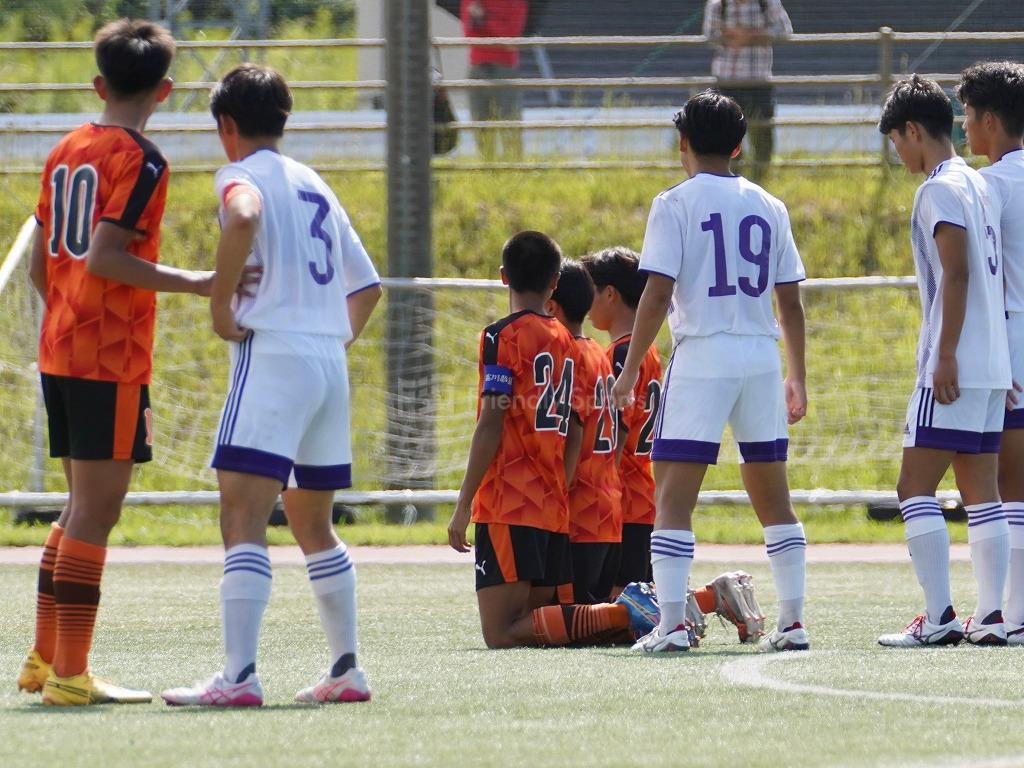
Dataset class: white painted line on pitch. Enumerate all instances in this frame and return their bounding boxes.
[720,651,1024,708]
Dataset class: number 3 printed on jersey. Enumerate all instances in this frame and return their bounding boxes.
[297,190,335,285]
[534,352,575,436]
[48,164,98,259]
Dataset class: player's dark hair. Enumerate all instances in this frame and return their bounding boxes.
[673,89,746,157]
[581,247,647,310]
[550,259,595,324]
[502,231,562,294]
[878,74,954,139]
[94,18,175,97]
[210,64,293,138]
[956,61,1024,139]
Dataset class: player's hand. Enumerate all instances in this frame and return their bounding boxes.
[1003,382,1019,411]
[211,305,251,343]
[236,265,263,299]
[933,355,960,404]
[447,504,472,553]
[191,271,216,297]
[784,377,807,424]
[610,366,639,410]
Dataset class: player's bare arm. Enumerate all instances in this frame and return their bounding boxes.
[564,413,583,486]
[210,189,261,342]
[448,395,508,552]
[610,274,673,409]
[933,222,969,405]
[775,282,808,424]
[86,221,213,295]
[28,223,46,300]
[345,283,383,348]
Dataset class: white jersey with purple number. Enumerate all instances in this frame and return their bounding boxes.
[979,148,1024,314]
[910,157,1010,389]
[214,149,380,341]
[638,172,805,345]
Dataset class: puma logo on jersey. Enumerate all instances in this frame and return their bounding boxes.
[475,560,487,575]
[485,331,498,343]
[145,161,162,177]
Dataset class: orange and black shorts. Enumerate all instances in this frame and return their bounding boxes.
[41,374,152,463]
[474,523,573,599]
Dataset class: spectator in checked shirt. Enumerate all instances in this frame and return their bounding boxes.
[703,0,793,181]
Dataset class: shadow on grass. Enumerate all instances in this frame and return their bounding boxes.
[8,701,330,715]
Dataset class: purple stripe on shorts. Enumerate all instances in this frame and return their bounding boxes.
[293,463,353,491]
[1006,408,1024,430]
[913,426,983,454]
[651,438,720,465]
[213,444,292,485]
[738,439,789,463]
[980,431,1002,454]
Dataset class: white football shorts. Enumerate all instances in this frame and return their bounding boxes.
[1008,312,1024,430]
[903,386,1004,454]
[212,330,353,489]
[652,333,788,465]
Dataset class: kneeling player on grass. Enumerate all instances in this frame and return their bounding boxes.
[546,260,624,604]
[447,232,656,647]
[876,76,1012,648]
[611,90,810,654]
[161,65,382,706]
[957,61,1024,645]
[581,248,662,593]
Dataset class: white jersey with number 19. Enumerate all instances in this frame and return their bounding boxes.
[638,172,805,345]
[214,149,380,342]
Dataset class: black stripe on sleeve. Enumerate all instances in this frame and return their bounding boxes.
[113,148,167,231]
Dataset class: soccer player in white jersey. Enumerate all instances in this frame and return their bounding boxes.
[876,76,1012,648]
[610,90,810,653]
[957,62,1024,645]
[162,65,382,705]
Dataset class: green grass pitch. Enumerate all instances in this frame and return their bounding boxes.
[2,559,1022,767]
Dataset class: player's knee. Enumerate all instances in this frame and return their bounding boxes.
[481,629,517,650]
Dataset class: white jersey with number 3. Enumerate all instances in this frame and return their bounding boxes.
[638,173,805,344]
[215,149,380,342]
[910,157,1010,389]
[979,148,1024,314]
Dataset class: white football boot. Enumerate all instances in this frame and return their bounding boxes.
[1006,621,1024,646]
[161,671,264,707]
[294,667,372,704]
[964,611,1008,646]
[878,611,964,647]
[759,622,810,652]
[631,624,691,654]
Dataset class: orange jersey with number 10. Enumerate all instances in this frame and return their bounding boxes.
[568,336,622,543]
[34,123,169,385]
[470,310,579,534]
[610,336,663,526]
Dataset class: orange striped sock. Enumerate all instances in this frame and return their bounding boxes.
[532,604,629,646]
[33,523,63,663]
[53,535,106,678]
[694,586,716,615]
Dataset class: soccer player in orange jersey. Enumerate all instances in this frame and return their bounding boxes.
[546,260,623,604]
[17,20,218,706]
[448,232,650,647]
[582,248,663,593]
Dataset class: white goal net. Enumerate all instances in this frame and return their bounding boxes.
[0,218,920,505]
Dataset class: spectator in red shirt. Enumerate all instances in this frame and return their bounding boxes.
[461,0,528,159]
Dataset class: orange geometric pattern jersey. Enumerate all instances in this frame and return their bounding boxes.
[34,124,169,385]
[568,336,622,544]
[471,310,579,534]
[609,336,663,526]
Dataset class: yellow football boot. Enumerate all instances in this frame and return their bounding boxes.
[42,671,152,706]
[16,650,51,693]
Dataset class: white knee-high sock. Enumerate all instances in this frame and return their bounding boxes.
[900,496,953,625]
[1005,502,1024,626]
[965,502,1010,621]
[221,544,272,683]
[650,530,694,635]
[305,544,358,674]
[764,522,807,631]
